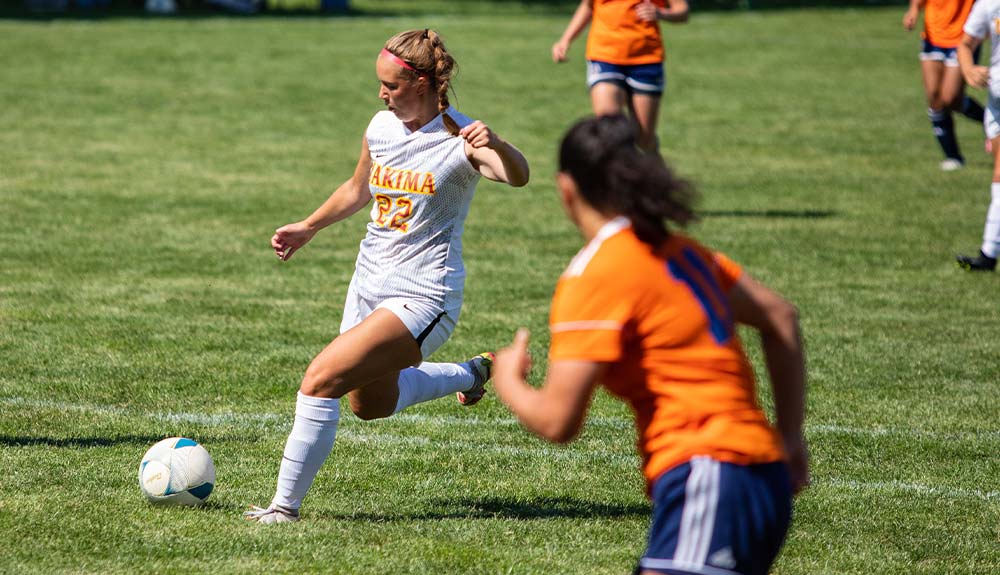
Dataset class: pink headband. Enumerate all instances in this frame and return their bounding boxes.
[380,48,423,75]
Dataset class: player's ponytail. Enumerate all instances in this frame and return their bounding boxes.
[559,115,696,246]
[384,29,460,136]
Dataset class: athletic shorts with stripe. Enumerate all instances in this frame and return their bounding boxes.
[636,457,792,575]
[920,39,980,68]
[587,60,665,95]
[340,279,462,359]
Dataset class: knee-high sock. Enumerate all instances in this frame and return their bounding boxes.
[271,392,340,511]
[929,108,963,161]
[960,96,985,123]
[394,362,474,414]
[981,183,1000,258]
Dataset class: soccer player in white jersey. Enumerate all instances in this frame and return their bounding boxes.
[956,4,1000,271]
[244,29,530,523]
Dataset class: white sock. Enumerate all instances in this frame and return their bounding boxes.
[271,392,340,511]
[393,362,474,414]
[981,183,1000,258]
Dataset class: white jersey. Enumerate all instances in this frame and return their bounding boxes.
[352,108,481,308]
[965,0,1000,98]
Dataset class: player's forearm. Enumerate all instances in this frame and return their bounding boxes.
[759,306,806,441]
[559,1,592,44]
[491,137,530,187]
[957,36,982,77]
[304,181,371,231]
[495,376,585,444]
[660,0,688,23]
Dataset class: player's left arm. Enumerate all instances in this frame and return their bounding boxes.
[727,273,809,494]
[493,329,605,443]
[958,33,988,88]
[462,121,530,187]
[636,0,688,24]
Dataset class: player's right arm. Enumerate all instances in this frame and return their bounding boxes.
[958,33,988,88]
[271,135,373,261]
[727,273,809,494]
[552,0,593,63]
[903,0,924,32]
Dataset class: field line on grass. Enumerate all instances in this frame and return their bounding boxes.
[824,478,999,502]
[3,397,998,442]
[4,397,998,500]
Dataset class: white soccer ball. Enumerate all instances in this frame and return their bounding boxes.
[138,437,216,506]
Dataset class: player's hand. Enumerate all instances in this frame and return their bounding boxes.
[271,221,317,261]
[782,434,810,495]
[459,120,498,150]
[493,328,533,397]
[552,39,570,63]
[635,0,660,22]
[965,65,990,89]
[902,8,918,31]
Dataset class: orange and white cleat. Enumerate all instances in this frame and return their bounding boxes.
[457,352,495,407]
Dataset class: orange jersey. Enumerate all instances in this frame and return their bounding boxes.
[585,0,666,65]
[923,0,976,47]
[549,218,786,488]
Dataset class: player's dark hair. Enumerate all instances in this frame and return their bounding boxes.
[558,115,697,246]
[384,29,460,136]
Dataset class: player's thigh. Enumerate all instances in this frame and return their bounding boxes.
[920,59,946,106]
[986,98,1000,181]
[301,308,421,398]
[590,81,627,116]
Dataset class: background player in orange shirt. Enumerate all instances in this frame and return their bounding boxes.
[493,115,808,575]
[904,0,985,171]
[552,0,688,152]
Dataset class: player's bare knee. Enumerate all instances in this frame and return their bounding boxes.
[299,366,346,399]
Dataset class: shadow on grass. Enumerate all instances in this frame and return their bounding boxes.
[701,209,837,219]
[0,433,168,448]
[0,432,265,448]
[321,495,649,521]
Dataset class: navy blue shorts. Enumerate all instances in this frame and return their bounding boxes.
[637,457,792,575]
[920,39,980,67]
[587,60,664,95]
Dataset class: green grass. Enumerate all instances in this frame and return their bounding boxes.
[1,6,998,575]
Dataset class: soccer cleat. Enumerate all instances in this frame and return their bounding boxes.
[956,250,997,271]
[243,504,300,524]
[457,352,495,407]
[940,158,964,171]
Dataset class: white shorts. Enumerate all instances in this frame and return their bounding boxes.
[986,96,1000,140]
[339,282,462,359]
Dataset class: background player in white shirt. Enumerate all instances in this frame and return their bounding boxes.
[245,29,530,523]
[956,2,1000,270]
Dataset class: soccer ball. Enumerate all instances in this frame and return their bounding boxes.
[138,437,216,506]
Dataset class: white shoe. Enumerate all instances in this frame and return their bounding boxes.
[243,504,300,524]
[939,158,964,171]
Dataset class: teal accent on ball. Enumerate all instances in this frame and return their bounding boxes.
[188,482,213,500]
[174,438,198,448]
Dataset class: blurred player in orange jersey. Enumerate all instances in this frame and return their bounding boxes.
[904,0,985,171]
[493,115,808,575]
[552,0,688,152]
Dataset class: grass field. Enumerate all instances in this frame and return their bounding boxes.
[1,4,998,574]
